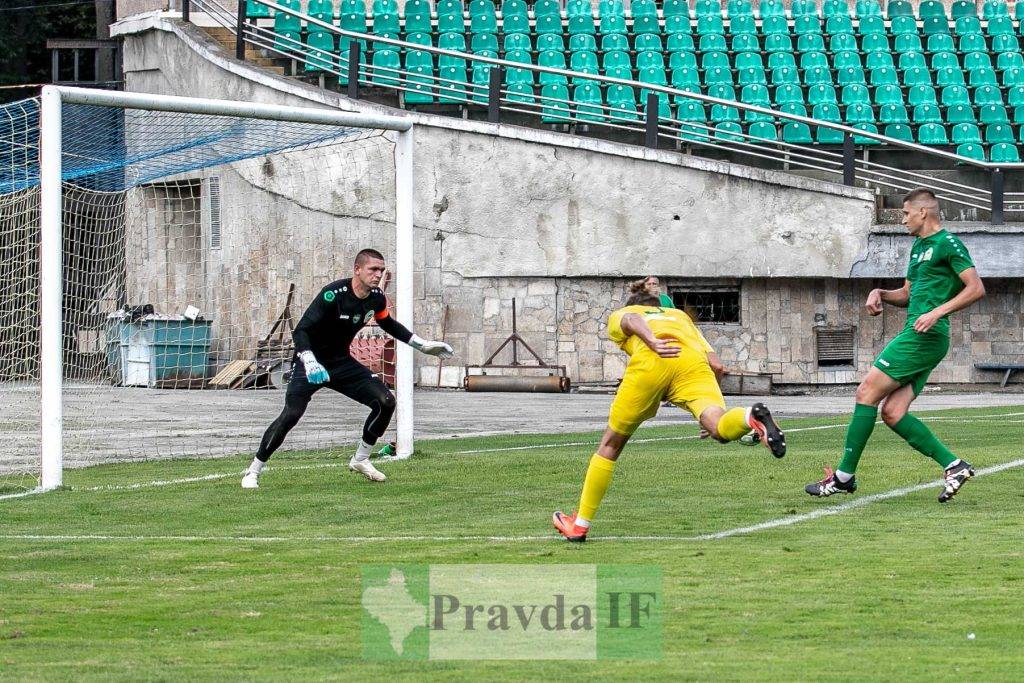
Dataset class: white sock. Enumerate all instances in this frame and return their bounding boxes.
[353,439,373,461]
[835,470,853,483]
[248,458,265,475]
[575,517,591,529]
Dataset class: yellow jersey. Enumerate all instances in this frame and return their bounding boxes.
[607,305,714,358]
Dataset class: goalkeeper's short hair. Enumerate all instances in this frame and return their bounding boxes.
[625,292,660,307]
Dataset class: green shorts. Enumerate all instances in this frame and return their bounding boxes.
[873,328,950,396]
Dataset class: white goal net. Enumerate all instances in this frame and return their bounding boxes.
[0,87,415,495]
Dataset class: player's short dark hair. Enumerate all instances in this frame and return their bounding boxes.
[626,292,660,307]
[355,248,385,266]
[902,188,938,205]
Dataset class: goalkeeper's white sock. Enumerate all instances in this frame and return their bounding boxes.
[353,439,373,462]
[248,457,265,474]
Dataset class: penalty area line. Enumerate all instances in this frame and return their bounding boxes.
[2,457,1022,544]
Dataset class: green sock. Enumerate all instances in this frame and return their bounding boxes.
[890,414,958,469]
[837,403,878,475]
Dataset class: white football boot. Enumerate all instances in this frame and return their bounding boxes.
[349,457,386,482]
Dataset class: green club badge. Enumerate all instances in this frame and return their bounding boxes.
[324,290,336,303]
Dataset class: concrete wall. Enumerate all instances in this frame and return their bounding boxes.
[108,15,1023,386]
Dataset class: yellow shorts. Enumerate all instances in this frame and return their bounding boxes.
[607,349,726,436]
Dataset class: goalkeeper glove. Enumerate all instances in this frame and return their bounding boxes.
[298,350,330,384]
[409,335,454,359]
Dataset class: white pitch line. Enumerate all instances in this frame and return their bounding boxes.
[6,409,1024,497]
[2,457,1022,544]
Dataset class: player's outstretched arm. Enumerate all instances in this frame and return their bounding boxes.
[866,280,910,315]
[376,314,454,359]
[292,292,331,384]
[620,313,680,358]
[913,268,985,333]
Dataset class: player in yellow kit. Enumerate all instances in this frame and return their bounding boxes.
[552,289,787,542]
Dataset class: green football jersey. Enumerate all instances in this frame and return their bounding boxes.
[905,229,975,335]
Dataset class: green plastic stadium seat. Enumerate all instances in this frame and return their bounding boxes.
[879,104,909,123]
[913,103,943,124]
[917,122,949,144]
[951,0,977,19]
[728,0,754,18]
[671,69,701,97]
[501,0,527,15]
[859,16,886,35]
[954,16,982,36]
[699,34,728,51]
[538,50,567,85]
[437,62,469,103]
[947,104,977,123]
[782,121,814,142]
[866,51,895,71]
[812,103,841,122]
[780,102,808,117]
[603,50,631,71]
[890,16,917,36]
[405,32,433,48]
[969,68,998,87]
[764,34,793,53]
[711,103,741,123]
[941,85,971,105]
[704,66,734,85]
[952,122,983,143]
[702,51,729,70]
[738,67,767,86]
[861,33,890,53]
[438,32,467,51]
[997,52,1024,71]
[875,84,904,105]
[959,34,987,53]
[762,15,789,36]
[908,85,938,106]
[502,12,530,33]
[774,83,804,104]
[980,104,1010,123]
[894,34,923,53]
[634,34,664,52]
[768,52,797,71]
[990,142,1021,162]
[748,121,778,142]
[918,0,947,18]
[471,33,498,53]
[826,16,854,36]
[799,51,828,71]
[677,100,708,128]
[534,0,560,16]
[600,14,628,35]
[695,0,721,17]
[921,17,949,36]
[817,124,845,143]
[956,143,986,161]
[713,121,744,142]
[887,0,913,18]
[304,32,336,73]
[760,0,786,18]
[899,52,927,71]
[535,14,563,36]
[927,34,955,53]
[598,33,627,52]
[833,51,861,71]
[663,0,689,17]
[405,49,433,69]
[566,0,591,17]
[436,0,462,12]
[665,32,697,54]
[308,0,335,23]
[668,51,697,70]
[1008,86,1024,107]
[503,33,531,52]
[372,11,401,34]
[734,52,763,70]
[541,84,572,122]
[931,52,960,71]
[808,83,838,104]
[706,83,735,100]
[372,0,396,12]
[822,0,848,18]
[791,0,817,18]
[991,35,1020,53]
[637,51,664,71]
[697,16,725,35]
[732,34,760,52]
[572,82,604,122]
[605,65,632,80]
[797,34,826,52]
[570,51,600,82]
[794,17,822,36]
[665,15,691,36]
[983,1,1010,21]
[842,84,870,105]
[246,0,272,18]
[569,34,597,52]
[838,66,867,86]
[568,15,597,36]
[856,0,882,18]
[731,16,757,36]
[884,123,915,142]
[1003,68,1024,87]
[370,49,401,86]
[870,67,899,87]
[963,52,992,72]
[772,66,800,86]
[936,67,966,87]
[606,84,640,121]
[904,67,933,86]
[405,65,437,104]
[741,83,770,105]
[437,12,465,32]
[975,85,1004,106]
[853,125,880,145]
[804,66,833,85]
[987,16,1015,37]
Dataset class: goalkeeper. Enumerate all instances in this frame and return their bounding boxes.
[242,249,452,489]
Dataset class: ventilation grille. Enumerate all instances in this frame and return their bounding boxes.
[208,176,221,250]
[817,327,856,367]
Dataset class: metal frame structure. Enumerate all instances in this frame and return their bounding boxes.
[37,85,416,491]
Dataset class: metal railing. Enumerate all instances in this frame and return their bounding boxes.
[183,0,1023,222]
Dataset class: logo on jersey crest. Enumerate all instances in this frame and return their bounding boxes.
[324,290,336,303]
[915,247,934,263]
[363,311,375,324]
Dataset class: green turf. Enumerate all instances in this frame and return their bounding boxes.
[2,406,1024,680]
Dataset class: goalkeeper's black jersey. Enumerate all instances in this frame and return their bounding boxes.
[292,278,410,366]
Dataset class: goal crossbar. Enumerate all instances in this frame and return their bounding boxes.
[37,85,417,491]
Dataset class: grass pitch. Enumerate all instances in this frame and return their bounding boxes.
[2,405,1023,680]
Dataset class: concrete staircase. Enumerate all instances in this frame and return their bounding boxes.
[203,26,285,74]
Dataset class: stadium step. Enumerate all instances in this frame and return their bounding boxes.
[203,27,285,73]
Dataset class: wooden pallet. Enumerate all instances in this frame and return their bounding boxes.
[208,360,254,389]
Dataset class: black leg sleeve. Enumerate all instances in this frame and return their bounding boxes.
[256,391,312,462]
[360,383,397,445]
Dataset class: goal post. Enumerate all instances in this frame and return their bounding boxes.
[28,85,417,493]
